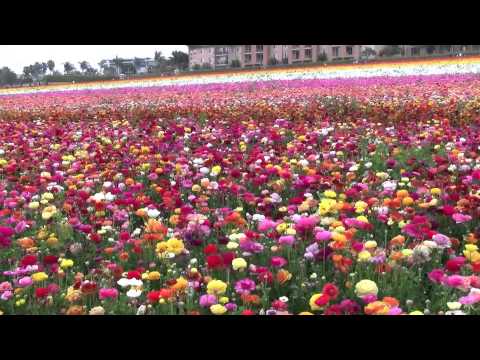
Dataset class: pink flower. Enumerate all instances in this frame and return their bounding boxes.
[258,219,278,232]
[278,235,295,246]
[18,276,33,287]
[270,256,287,268]
[99,288,119,300]
[294,215,319,232]
[452,213,472,224]
[199,294,217,308]
[315,230,332,242]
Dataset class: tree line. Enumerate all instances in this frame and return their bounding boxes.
[0,50,189,86]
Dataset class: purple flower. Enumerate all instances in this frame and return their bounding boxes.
[18,276,33,287]
[225,303,237,312]
[387,306,403,315]
[199,294,217,308]
[234,278,256,295]
[432,233,451,248]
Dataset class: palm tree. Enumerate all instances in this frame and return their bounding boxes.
[63,62,75,74]
[47,60,55,74]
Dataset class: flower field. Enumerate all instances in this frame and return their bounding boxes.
[2,58,480,315]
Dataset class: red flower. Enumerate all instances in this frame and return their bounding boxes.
[221,251,235,266]
[127,271,142,279]
[446,257,465,272]
[204,244,218,255]
[314,293,331,307]
[322,283,339,300]
[147,290,161,303]
[43,255,58,265]
[206,254,223,269]
[241,309,255,315]
[324,304,343,315]
[21,255,37,267]
[35,287,49,298]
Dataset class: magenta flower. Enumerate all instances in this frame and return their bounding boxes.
[452,213,472,224]
[258,218,278,232]
[315,230,332,242]
[199,294,217,308]
[99,288,119,300]
[278,235,295,246]
[270,256,287,268]
[234,278,256,295]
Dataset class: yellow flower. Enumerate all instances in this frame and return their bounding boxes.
[430,188,441,196]
[60,259,74,269]
[364,240,377,249]
[41,205,57,220]
[147,271,161,281]
[192,184,201,192]
[276,223,288,233]
[324,190,337,198]
[356,215,369,223]
[401,249,413,257]
[465,244,478,252]
[358,250,372,262]
[409,311,424,315]
[32,272,49,283]
[211,165,222,175]
[207,279,227,295]
[285,227,296,235]
[309,293,324,311]
[166,237,184,255]
[41,192,54,201]
[354,279,378,297]
[232,258,247,271]
[28,201,40,210]
[219,297,229,304]
[210,304,227,315]
[298,312,314,315]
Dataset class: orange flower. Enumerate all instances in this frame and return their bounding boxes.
[17,237,35,249]
[390,235,405,247]
[382,296,399,308]
[145,219,167,236]
[241,294,261,305]
[364,301,389,315]
[276,269,292,285]
[119,252,129,261]
[104,247,115,255]
[66,305,85,315]
[466,233,478,244]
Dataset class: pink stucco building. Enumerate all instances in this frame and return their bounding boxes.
[188,45,362,70]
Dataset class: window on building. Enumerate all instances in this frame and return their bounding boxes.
[256,53,264,64]
[256,45,263,52]
[293,50,300,60]
[305,48,312,58]
[245,54,252,63]
[346,46,353,56]
[332,47,339,57]
[245,45,251,53]
[411,47,420,56]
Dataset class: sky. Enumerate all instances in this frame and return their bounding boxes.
[0,45,188,74]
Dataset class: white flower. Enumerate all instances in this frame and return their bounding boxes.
[127,288,142,298]
[91,192,105,202]
[117,278,130,288]
[382,180,397,192]
[103,181,112,189]
[447,302,462,310]
[200,167,210,175]
[136,305,147,315]
[279,296,289,303]
[422,240,438,249]
[105,192,116,202]
[252,214,265,222]
[147,208,160,218]
[129,278,143,287]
